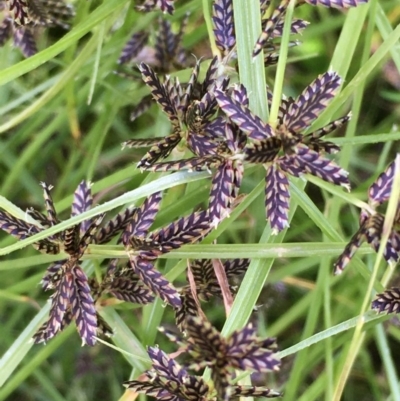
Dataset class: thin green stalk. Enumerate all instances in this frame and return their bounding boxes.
[269,0,295,128]
[277,311,388,359]
[305,176,374,214]
[94,337,149,364]
[0,196,39,226]
[376,4,400,72]
[375,324,400,401]
[88,21,106,105]
[202,0,219,56]
[320,193,339,401]
[324,0,378,294]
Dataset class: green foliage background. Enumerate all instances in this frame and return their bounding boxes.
[0,0,400,400]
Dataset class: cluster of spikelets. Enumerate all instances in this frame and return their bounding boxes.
[334,156,400,315]
[124,317,281,401]
[0,179,268,398]
[123,61,351,231]
[121,0,354,232]
[0,0,74,56]
[0,181,217,345]
[2,0,400,400]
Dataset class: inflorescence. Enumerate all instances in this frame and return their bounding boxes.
[1,0,398,399]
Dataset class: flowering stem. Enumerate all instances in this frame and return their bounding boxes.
[268,0,295,128]
[202,0,220,57]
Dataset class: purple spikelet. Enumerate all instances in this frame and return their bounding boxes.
[212,0,235,55]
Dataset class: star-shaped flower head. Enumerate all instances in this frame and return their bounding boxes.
[253,0,368,58]
[334,158,400,274]
[216,72,350,233]
[125,343,281,401]
[136,0,175,15]
[213,0,308,65]
[30,181,138,346]
[175,258,250,331]
[123,56,229,170]
[161,316,281,401]
[116,192,211,308]
[0,0,74,57]
[137,85,248,226]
